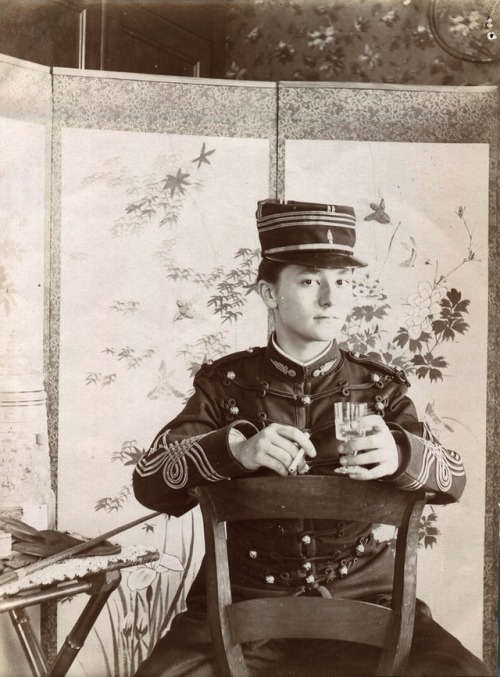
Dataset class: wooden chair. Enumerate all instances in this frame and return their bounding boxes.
[193,475,430,677]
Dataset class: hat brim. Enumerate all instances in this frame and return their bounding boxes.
[264,250,367,269]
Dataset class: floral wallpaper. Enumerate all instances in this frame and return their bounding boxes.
[224,0,500,86]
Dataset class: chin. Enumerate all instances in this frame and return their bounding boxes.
[312,324,342,340]
[305,330,336,343]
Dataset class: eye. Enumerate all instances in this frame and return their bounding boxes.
[336,278,352,287]
[302,278,319,286]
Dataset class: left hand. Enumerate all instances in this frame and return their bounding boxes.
[335,415,399,480]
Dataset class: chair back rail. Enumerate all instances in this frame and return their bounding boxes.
[196,475,422,526]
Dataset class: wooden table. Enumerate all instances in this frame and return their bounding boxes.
[0,545,159,677]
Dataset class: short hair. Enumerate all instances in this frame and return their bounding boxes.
[256,258,290,284]
[256,258,355,285]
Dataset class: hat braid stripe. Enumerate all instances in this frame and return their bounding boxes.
[265,243,354,254]
[258,220,355,233]
[257,209,356,219]
[257,213,356,227]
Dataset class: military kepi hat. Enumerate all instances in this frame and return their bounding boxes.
[256,199,367,268]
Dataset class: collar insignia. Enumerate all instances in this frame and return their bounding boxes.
[270,358,297,378]
[312,360,336,378]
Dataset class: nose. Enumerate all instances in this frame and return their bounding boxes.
[319,279,333,306]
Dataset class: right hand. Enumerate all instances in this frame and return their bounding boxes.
[230,423,316,477]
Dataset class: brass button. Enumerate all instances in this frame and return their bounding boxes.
[301,561,312,572]
[305,574,315,584]
[300,395,311,406]
[301,535,311,545]
[226,371,236,380]
[249,550,258,559]
[265,575,275,584]
[229,406,239,415]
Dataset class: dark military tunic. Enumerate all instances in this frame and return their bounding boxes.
[132,338,489,677]
[134,337,465,596]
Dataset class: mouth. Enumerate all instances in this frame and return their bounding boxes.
[315,316,338,320]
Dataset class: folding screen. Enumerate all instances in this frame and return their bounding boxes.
[30,68,497,674]
[278,81,498,665]
[49,70,277,676]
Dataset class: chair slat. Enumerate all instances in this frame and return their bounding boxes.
[227,597,392,646]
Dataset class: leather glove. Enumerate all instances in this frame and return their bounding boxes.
[0,517,121,558]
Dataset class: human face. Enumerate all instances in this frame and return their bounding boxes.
[259,264,353,359]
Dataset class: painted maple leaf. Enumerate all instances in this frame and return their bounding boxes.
[418,512,440,549]
[162,168,190,197]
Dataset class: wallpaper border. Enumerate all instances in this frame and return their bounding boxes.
[277,81,499,670]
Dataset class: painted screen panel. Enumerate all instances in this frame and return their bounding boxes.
[285,138,488,658]
[279,82,498,666]
[53,74,275,676]
[58,128,269,530]
[0,55,52,676]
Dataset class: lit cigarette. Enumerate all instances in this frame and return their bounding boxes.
[288,448,306,474]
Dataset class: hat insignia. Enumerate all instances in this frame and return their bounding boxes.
[327,230,334,244]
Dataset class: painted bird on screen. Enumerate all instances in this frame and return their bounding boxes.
[364,198,391,224]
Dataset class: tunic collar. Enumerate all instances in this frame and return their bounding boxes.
[265,334,341,382]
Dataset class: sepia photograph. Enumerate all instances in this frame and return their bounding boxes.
[0,1,498,676]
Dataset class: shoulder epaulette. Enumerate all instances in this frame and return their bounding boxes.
[342,349,410,387]
[195,346,261,377]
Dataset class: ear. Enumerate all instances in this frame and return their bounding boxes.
[257,280,278,310]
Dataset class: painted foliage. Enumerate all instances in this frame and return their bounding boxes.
[0,117,45,372]
[57,129,268,676]
[0,116,50,524]
[59,135,488,673]
[285,138,489,653]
